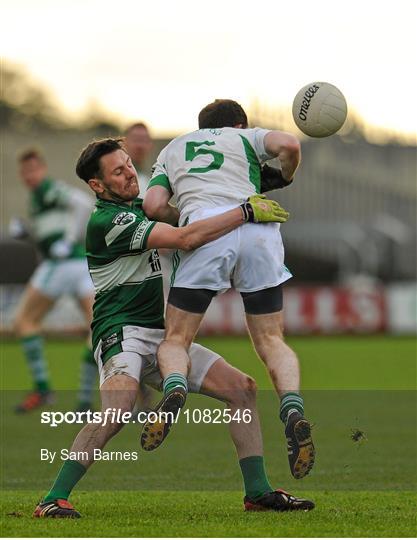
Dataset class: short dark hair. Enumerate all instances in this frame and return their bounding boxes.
[198,99,248,129]
[18,147,46,164]
[76,138,124,183]
[124,122,149,135]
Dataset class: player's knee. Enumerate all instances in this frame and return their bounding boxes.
[163,334,194,350]
[232,375,257,406]
[14,314,28,336]
[244,375,257,400]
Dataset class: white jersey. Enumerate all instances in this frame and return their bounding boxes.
[149,127,272,224]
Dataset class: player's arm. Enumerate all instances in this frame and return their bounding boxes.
[49,185,94,258]
[143,185,179,225]
[143,154,179,225]
[146,196,289,252]
[146,208,243,251]
[263,131,301,183]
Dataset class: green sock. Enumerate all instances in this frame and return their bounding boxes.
[163,372,188,395]
[77,347,97,407]
[21,335,50,393]
[239,455,272,500]
[43,460,86,502]
[279,392,304,423]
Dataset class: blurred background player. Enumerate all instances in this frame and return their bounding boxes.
[124,122,153,195]
[12,148,97,413]
[144,99,315,480]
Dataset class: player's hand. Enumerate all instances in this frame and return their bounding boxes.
[260,164,293,192]
[8,217,28,239]
[49,239,73,259]
[241,195,290,223]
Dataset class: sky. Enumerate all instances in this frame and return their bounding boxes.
[2,0,417,139]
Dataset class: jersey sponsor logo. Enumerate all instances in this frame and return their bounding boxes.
[130,219,151,250]
[112,212,136,226]
[101,331,120,354]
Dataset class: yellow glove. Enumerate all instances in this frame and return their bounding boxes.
[240,194,290,223]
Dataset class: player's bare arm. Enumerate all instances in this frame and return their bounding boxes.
[143,185,179,225]
[263,131,301,182]
[146,196,288,251]
[146,208,244,251]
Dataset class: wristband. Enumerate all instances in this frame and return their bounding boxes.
[239,202,255,223]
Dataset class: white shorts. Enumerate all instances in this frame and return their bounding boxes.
[30,259,94,299]
[172,206,292,293]
[94,325,219,391]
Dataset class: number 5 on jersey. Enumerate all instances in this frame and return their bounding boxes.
[185,141,224,174]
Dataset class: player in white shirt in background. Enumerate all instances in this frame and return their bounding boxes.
[143,99,315,480]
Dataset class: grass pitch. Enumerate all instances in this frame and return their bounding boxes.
[1,335,416,537]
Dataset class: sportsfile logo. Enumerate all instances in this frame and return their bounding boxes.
[41,408,181,428]
[297,84,320,121]
[40,407,252,427]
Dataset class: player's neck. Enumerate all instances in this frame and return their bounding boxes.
[98,193,133,207]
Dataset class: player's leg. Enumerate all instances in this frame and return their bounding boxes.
[75,292,97,412]
[157,227,232,402]
[191,351,313,511]
[35,350,141,518]
[156,288,215,403]
[13,284,55,412]
[243,288,315,479]
[146,233,233,448]
[244,297,300,396]
[199,358,271,496]
[141,299,208,450]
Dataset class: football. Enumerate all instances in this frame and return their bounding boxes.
[292,82,347,137]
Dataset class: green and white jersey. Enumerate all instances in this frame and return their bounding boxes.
[148,127,272,224]
[30,178,92,259]
[86,198,164,358]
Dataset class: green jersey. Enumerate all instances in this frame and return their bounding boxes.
[30,178,90,259]
[86,198,164,359]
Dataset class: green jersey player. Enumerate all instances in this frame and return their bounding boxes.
[34,138,314,517]
[144,99,315,480]
[12,148,97,413]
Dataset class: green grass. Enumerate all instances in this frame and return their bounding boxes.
[2,490,416,537]
[1,336,416,537]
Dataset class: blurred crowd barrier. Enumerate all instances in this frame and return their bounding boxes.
[1,282,416,336]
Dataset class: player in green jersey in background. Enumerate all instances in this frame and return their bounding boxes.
[33,137,314,517]
[12,148,97,413]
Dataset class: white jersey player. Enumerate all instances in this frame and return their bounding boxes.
[147,125,292,293]
[143,99,315,480]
